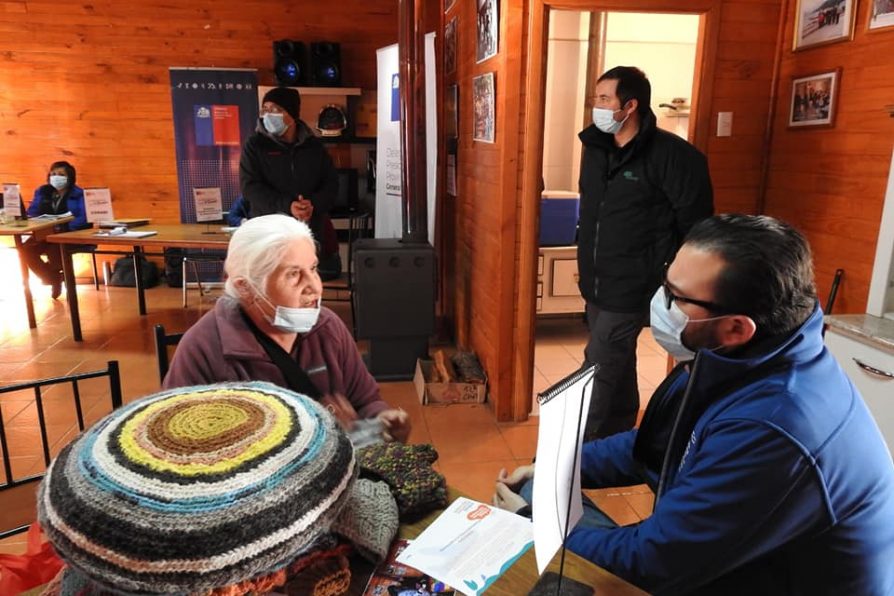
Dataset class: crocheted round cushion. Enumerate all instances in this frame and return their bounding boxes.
[37,381,356,595]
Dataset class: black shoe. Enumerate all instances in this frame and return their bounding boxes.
[51,279,63,300]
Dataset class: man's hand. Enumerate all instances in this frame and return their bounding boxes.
[290,195,314,222]
[493,482,529,513]
[377,408,411,443]
[496,464,535,491]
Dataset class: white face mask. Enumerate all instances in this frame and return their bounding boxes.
[649,287,727,362]
[262,113,288,136]
[49,175,68,190]
[592,107,629,135]
[249,281,321,334]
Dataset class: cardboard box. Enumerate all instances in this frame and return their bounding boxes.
[414,359,487,405]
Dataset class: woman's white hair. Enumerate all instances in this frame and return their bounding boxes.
[224,214,315,299]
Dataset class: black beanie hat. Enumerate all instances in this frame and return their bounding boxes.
[262,87,301,121]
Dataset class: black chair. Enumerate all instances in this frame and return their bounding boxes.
[0,361,122,538]
[154,324,184,383]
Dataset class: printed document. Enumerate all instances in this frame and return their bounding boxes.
[396,497,533,595]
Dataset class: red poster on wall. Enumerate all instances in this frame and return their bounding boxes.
[212,105,241,146]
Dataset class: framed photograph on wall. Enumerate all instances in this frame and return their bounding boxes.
[868,0,894,30]
[793,0,856,50]
[476,0,498,63]
[788,68,841,128]
[472,73,495,143]
[446,84,459,138]
[446,17,457,76]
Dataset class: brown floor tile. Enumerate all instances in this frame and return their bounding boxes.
[498,422,540,460]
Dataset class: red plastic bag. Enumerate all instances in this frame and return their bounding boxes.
[0,522,64,595]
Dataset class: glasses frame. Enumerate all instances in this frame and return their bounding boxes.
[661,280,730,315]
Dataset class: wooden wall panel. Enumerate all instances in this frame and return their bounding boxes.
[0,0,397,220]
[764,0,894,314]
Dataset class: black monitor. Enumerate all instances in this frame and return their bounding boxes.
[333,168,359,214]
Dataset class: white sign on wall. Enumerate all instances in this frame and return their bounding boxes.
[84,188,114,223]
[2,183,22,217]
[193,187,223,222]
[375,34,438,244]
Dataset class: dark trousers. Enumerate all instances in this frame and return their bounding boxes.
[583,303,648,441]
[22,238,63,285]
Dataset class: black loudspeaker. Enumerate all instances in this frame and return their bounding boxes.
[309,42,341,87]
[273,40,307,86]
[353,239,435,379]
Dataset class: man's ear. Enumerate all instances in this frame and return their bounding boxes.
[624,98,639,117]
[718,315,757,348]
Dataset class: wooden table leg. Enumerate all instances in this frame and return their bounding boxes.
[133,246,146,315]
[14,235,37,329]
[61,244,82,341]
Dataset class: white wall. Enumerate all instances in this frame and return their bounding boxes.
[542,11,590,192]
[602,12,700,140]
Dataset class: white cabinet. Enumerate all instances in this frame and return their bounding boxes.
[536,246,585,315]
[825,327,894,452]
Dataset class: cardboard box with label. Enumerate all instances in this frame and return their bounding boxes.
[413,359,487,405]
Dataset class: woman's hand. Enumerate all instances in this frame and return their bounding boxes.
[290,195,314,222]
[377,408,411,443]
[493,482,529,513]
[320,393,359,431]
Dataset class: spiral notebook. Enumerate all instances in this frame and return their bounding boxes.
[532,364,598,574]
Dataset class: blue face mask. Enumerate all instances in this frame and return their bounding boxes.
[591,107,629,135]
[262,113,288,136]
[252,284,321,334]
[49,175,68,190]
[649,288,729,362]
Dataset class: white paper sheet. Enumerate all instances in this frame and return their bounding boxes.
[2,183,22,217]
[84,188,114,223]
[193,187,223,222]
[396,497,533,595]
[532,366,595,573]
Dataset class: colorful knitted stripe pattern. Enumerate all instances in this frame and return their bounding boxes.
[37,381,356,595]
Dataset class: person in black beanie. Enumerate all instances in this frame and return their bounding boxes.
[239,87,341,281]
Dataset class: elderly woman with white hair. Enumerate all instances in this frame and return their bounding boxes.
[163,214,411,442]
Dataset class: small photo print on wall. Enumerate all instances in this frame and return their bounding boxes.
[477,0,498,63]
[788,69,841,128]
[446,17,457,76]
[473,73,495,143]
[869,0,894,30]
[446,84,458,138]
[793,0,856,50]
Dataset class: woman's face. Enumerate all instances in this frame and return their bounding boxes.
[260,237,322,310]
[49,166,70,186]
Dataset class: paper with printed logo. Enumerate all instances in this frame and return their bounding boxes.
[2,183,22,217]
[84,188,114,223]
[193,187,223,222]
[396,497,533,596]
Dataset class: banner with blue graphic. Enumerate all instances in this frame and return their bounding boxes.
[169,68,258,223]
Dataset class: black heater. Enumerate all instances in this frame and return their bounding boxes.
[353,238,435,380]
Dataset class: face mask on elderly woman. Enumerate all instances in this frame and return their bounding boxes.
[251,285,322,334]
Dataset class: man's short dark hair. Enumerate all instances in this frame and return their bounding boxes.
[684,214,817,339]
[598,66,651,118]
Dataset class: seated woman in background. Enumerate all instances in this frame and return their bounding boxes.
[23,160,88,298]
[164,214,411,442]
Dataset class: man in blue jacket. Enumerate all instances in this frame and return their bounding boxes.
[496,214,894,594]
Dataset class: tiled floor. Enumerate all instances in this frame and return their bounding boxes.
[0,256,664,554]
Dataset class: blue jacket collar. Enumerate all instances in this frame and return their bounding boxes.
[687,302,825,394]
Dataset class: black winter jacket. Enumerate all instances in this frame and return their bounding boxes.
[577,110,713,312]
[239,121,339,255]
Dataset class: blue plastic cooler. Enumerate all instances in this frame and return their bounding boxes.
[540,190,580,246]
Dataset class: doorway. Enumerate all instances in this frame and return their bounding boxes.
[527,7,711,417]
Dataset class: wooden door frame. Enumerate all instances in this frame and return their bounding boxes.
[511,0,721,420]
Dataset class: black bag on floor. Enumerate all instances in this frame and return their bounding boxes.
[109,256,160,288]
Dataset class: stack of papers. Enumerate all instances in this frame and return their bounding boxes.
[32,212,72,221]
[93,229,157,239]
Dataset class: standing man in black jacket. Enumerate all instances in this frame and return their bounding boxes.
[240,87,341,280]
[578,66,713,440]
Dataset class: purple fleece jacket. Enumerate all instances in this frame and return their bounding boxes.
[163,298,390,419]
